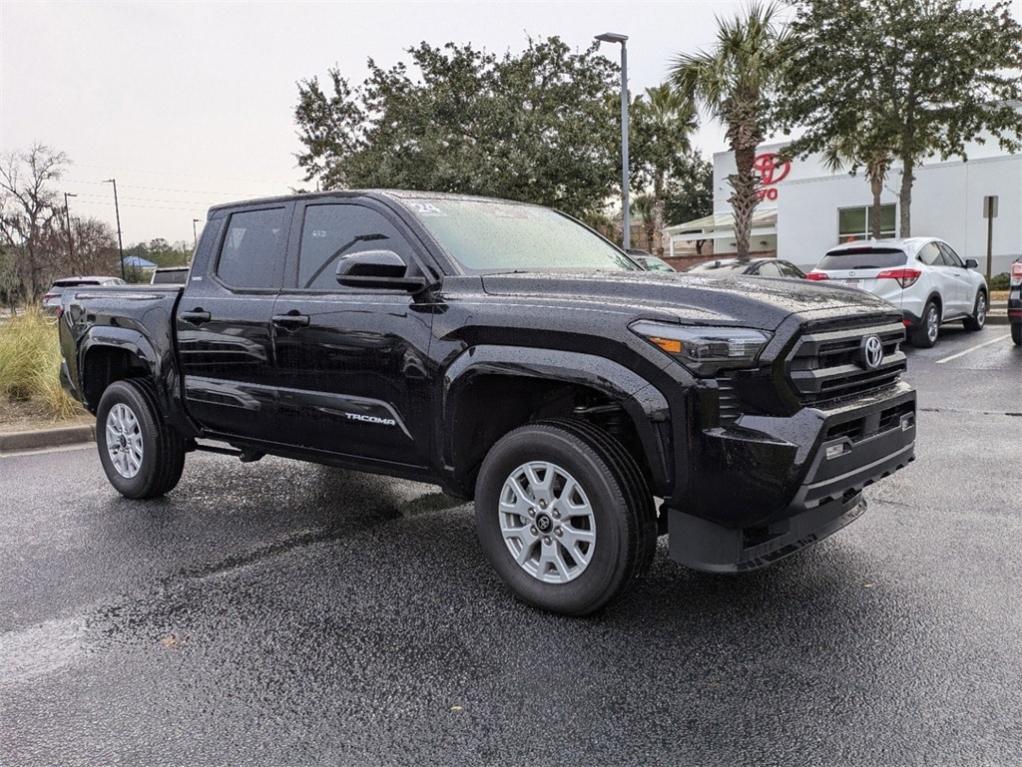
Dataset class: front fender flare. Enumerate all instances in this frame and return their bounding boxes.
[442,345,673,493]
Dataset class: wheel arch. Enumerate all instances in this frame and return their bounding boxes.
[442,346,672,499]
[78,327,163,410]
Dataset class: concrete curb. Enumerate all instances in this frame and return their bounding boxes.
[0,424,95,453]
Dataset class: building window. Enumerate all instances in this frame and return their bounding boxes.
[838,204,896,243]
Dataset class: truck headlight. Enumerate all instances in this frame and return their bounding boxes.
[630,321,772,376]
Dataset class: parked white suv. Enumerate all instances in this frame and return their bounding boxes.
[807,237,988,347]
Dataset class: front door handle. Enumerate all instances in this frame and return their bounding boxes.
[180,308,211,325]
[272,312,311,328]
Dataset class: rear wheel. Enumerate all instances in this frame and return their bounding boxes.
[1012,323,1021,346]
[963,290,987,331]
[96,379,186,499]
[474,420,655,616]
[910,300,940,348]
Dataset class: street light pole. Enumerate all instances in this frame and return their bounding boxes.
[192,218,200,251]
[595,32,630,250]
[63,192,77,264]
[104,179,126,280]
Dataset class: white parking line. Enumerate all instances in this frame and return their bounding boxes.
[935,334,1010,364]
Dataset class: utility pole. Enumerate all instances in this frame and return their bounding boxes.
[983,195,998,285]
[63,192,77,265]
[192,218,200,251]
[595,32,630,250]
[104,179,126,280]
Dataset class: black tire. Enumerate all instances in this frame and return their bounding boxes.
[963,290,987,331]
[910,300,940,348]
[475,420,655,616]
[96,379,186,499]
[1012,323,1021,346]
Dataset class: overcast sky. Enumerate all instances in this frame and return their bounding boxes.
[4,1,1017,247]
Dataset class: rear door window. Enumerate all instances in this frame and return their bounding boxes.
[216,207,288,290]
[756,262,782,277]
[817,248,907,270]
[938,243,964,267]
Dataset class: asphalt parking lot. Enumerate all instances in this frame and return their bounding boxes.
[2,326,1019,766]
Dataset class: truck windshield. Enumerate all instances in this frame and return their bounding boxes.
[403,197,639,273]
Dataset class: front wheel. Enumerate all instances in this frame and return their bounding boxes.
[963,291,987,331]
[474,420,655,616]
[910,300,941,348]
[96,379,186,499]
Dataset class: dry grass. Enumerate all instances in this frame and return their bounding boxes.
[0,309,85,423]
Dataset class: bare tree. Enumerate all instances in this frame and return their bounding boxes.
[63,217,119,277]
[0,145,69,301]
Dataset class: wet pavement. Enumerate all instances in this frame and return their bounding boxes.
[1,326,1019,766]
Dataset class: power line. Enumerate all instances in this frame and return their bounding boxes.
[69,162,294,187]
[63,177,276,197]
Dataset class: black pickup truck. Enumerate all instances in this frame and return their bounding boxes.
[58,191,916,615]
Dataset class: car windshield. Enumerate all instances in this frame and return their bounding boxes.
[403,197,639,273]
[817,247,907,270]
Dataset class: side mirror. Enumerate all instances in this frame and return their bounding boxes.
[964,258,978,269]
[336,250,426,291]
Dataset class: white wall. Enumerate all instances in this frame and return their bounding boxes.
[777,175,900,269]
[711,139,1022,274]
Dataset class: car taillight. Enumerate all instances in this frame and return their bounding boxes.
[1011,262,1022,279]
[806,271,829,281]
[44,292,58,300]
[877,268,922,289]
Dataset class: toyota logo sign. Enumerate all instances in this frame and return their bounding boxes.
[860,335,884,370]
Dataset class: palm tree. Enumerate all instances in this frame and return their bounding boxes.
[670,2,787,261]
[631,193,656,252]
[821,118,898,240]
[631,84,697,256]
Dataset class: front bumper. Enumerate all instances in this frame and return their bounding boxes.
[667,382,916,572]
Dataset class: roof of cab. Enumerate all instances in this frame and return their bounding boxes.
[205,189,531,216]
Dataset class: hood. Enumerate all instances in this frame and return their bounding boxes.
[480,270,896,330]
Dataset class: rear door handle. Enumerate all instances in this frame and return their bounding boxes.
[180,309,211,325]
[272,312,310,328]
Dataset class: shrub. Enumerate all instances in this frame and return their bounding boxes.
[0,309,83,420]
[989,272,1010,291]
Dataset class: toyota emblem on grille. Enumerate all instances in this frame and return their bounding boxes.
[860,335,884,370]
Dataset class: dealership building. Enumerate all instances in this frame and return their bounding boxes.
[665,132,1022,276]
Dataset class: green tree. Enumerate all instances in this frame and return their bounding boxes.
[295,37,621,220]
[630,84,698,255]
[670,2,788,260]
[779,0,1022,237]
[662,151,713,231]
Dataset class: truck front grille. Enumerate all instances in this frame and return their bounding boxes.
[787,320,906,407]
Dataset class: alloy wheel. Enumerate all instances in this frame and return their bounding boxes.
[105,403,144,479]
[927,306,939,343]
[498,461,597,584]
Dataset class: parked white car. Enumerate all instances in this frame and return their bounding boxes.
[41,276,125,315]
[807,237,988,347]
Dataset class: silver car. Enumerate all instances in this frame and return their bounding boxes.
[808,237,988,347]
[42,276,125,315]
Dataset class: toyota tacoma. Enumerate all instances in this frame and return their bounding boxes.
[58,191,916,615]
